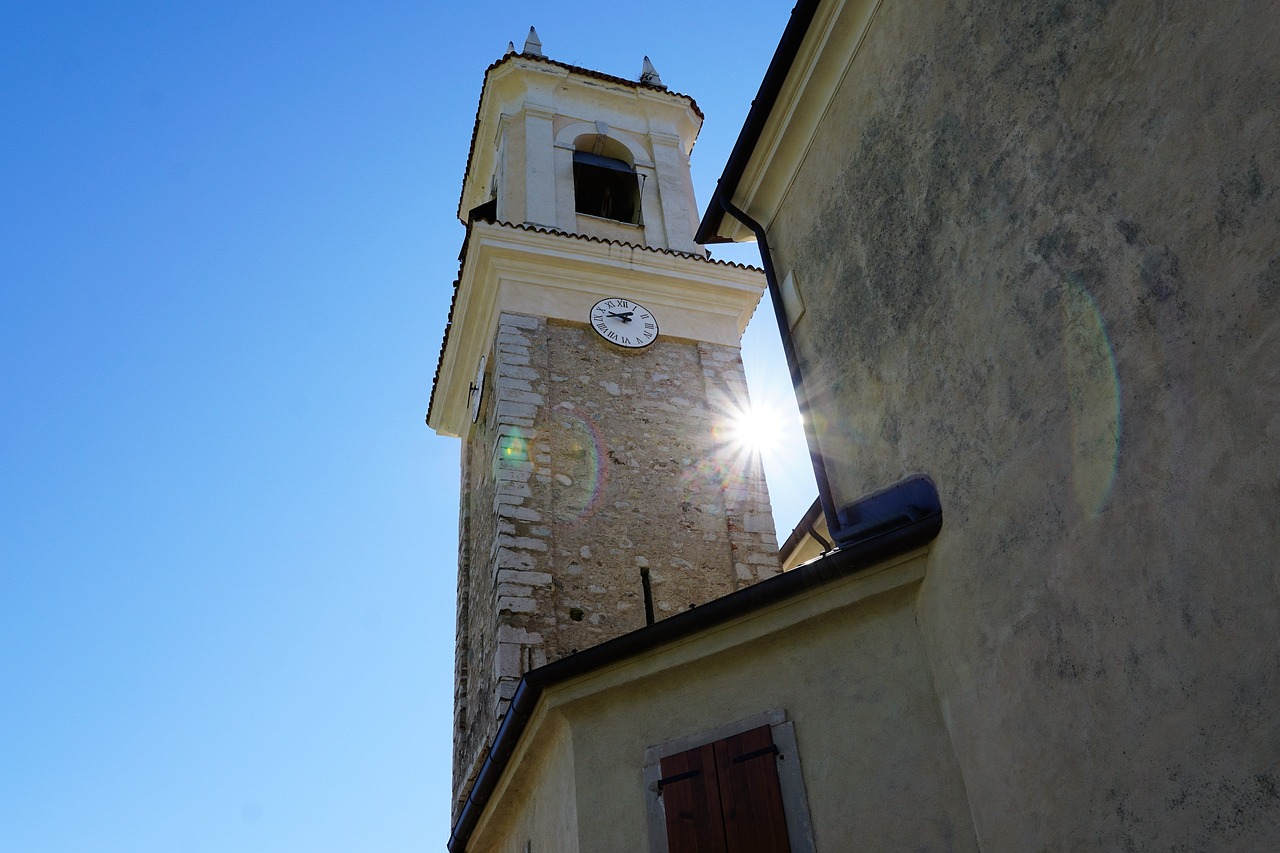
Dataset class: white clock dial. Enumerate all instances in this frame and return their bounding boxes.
[588,298,659,349]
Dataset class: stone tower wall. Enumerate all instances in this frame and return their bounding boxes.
[451,311,779,813]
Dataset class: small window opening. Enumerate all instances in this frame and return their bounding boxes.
[573,140,641,225]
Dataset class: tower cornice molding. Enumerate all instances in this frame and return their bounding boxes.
[521,101,556,119]
[427,221,765,437]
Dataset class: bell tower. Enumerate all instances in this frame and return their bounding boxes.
[426,30,780,814]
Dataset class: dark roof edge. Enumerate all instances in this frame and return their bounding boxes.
[694,0,822,245]
[478,219,761,269]
[447,473,942,852]
[778,494,826,561]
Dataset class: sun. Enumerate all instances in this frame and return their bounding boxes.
[723,402,785,457]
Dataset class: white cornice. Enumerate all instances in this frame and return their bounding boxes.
[720,0,883,242]
[428,223,766,437]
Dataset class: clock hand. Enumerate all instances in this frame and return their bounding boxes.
[607,311,635,322]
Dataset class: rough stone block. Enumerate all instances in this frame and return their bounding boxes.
[498,364,539,381]
[498,535,549,552]
[499,313,539,330]
[495,642,521,678]
[497,570,554,586]
[496,401,537,419]
[496,377,534,393]
[497,596,537,614]
[497,624,543,644]
[500,388,544,405]
[497,480,532,498]
[496,548,535,570]
[494,460,533,476]
[497,504,542,522]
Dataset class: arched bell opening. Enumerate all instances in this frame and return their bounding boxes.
[572,134,642,226]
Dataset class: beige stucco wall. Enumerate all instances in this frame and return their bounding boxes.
[465,716,580,853]
[467,553,979,852]
[763,0,1280,848]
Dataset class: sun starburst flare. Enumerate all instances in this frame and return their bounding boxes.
[722,401,785,458]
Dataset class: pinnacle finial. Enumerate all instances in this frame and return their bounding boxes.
[522,27,543,56]
[507,41,515,55]
[640,56,665,89]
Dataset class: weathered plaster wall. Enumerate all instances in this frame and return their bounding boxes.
[768,0,1280,848]
[571,581,974,853]
[452,311,780,813]
[465,715,580,853]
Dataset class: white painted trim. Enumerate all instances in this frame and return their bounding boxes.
[720,0,885,242]
[555,121,650,167]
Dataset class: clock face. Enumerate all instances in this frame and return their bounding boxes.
[589,298,658,349]
[468,355,486,423]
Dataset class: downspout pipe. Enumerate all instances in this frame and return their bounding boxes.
[716,192,840,536]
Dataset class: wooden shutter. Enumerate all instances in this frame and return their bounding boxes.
[659,725,791,853]
[660,742,728,852]
[714,726,790,853]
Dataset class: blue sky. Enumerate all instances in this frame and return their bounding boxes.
[0,3,812,850]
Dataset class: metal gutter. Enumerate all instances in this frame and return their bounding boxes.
[447,474,942,852]
[715,194,840,537]
[694,0,822,245]
[779,495,829,563]
[685,0,846,535]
